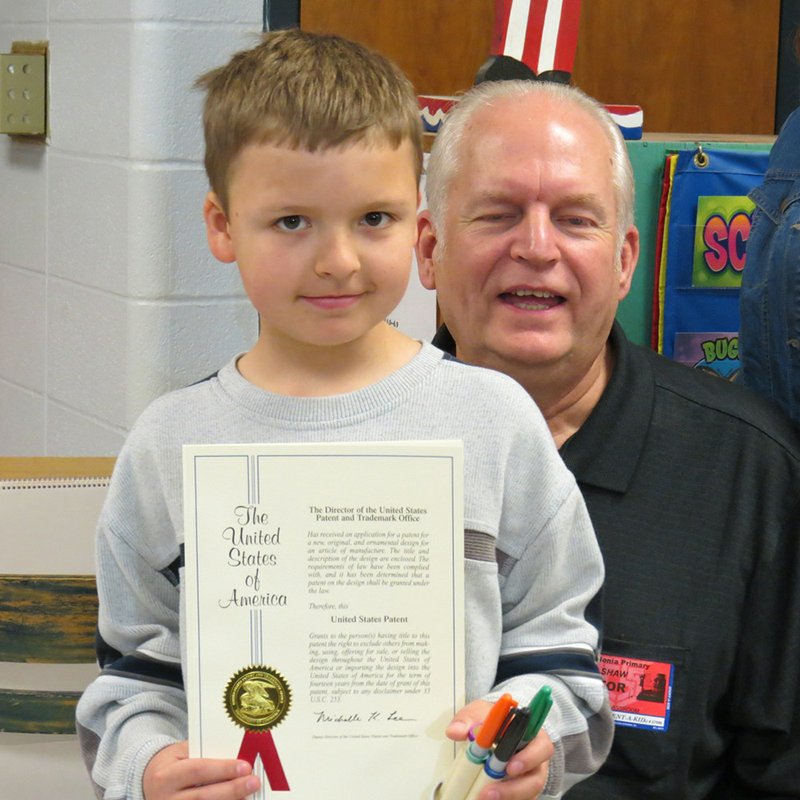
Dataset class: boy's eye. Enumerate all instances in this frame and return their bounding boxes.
[275,215,309,232]
[362,211,391,228]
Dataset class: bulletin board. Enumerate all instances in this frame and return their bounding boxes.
[621,137,773,346]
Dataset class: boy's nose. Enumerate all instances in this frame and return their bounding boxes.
[314,230,361,278]
[509,208,559,266]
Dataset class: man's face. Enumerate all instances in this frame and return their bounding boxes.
[418,94,638,378]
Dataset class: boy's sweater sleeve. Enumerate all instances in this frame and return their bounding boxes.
[76,508,187,800]
[493,481,612,798]
[462,393,613,800]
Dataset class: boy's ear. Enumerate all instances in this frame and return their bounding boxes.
[203,192,237,264]
[415,211,439,290]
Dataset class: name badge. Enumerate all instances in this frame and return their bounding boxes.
[599,653,674,732]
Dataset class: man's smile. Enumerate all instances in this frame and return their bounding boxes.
[499,288,565,311]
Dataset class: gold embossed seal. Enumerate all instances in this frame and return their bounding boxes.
[224,666,291,731]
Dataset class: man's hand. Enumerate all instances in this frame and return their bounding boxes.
[447,700,553,800]
[143,741,260,800]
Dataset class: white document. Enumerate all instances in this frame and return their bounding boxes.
[183,441,465,800]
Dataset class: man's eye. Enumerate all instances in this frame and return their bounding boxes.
[275,215,309,232]
[561,215,595,228]
[362,211,391,228]
[477,212,514,223]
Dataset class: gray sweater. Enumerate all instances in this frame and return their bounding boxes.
[76,342,611,799]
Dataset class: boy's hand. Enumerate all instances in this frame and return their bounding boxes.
[143,741,260,800]
[447,700,554,800]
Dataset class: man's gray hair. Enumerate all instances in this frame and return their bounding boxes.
[425,80,635,250]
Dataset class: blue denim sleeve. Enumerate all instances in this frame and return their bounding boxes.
[740,107,800,426]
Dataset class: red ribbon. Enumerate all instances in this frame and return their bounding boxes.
[237,730,290,791]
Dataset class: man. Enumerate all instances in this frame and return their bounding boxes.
[416,79,800,798]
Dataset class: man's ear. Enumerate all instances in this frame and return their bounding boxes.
[617,225,640,302]
[203,192,237,264]
[416,210,440,290]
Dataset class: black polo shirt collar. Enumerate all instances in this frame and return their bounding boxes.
[559,322,654,494]
[432,321,654,495]
[431,323,456,354]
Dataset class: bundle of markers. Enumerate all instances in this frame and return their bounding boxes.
[437,686,553,800]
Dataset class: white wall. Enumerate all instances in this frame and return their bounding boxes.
[0,1,263,456]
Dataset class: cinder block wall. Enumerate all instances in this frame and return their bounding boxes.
[0,1,262,456]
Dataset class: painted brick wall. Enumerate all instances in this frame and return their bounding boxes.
[0,1,262,456]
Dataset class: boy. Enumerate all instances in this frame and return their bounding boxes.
[76,30,611,800]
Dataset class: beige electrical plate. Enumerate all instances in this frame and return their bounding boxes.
[0,52,46,135]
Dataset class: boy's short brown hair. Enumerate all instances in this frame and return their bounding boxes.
[196,29,423,212]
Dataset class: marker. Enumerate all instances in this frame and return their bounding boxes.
[437,694,517,800]
[464,708,529,800]
[464,687,553,800]
[517,686,553,753]
[469,694,518,760]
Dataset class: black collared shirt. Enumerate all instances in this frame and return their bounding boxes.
[432,321,800,798]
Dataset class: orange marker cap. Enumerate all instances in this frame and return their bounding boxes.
[474,693,517,749]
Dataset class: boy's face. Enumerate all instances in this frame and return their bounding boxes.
[204,139,419,354]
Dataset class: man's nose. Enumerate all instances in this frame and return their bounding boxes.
[509,208,559,265]
[314,228,361,278]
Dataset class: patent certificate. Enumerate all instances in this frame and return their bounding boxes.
[183,441,465,800]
